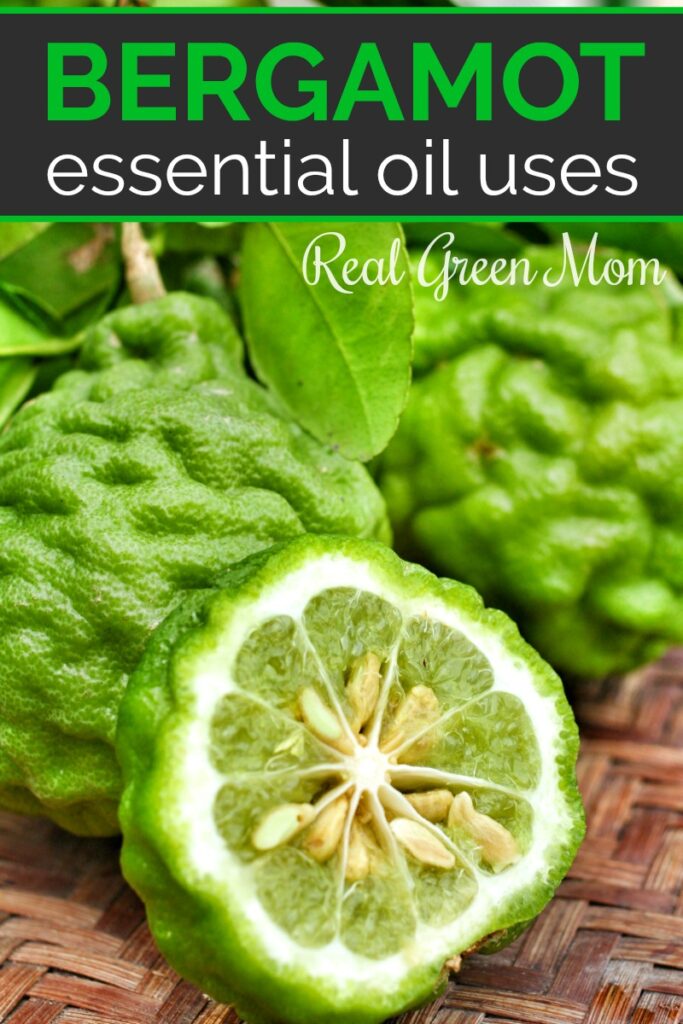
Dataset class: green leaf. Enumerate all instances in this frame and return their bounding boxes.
[0,358,36,431]
[404,221,525,257]
[0,224,49,261]
[0,224,121,334]
[0,297,81,358]
[162,222,242,255]
[0,298,47,354]
[240,222,413,462]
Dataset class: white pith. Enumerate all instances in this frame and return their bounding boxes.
[349,744,392,792]
[161,552,575,1000]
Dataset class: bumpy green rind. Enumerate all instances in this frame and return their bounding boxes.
[0,296,389,836]
[377,245,683,677]
[117,534,584,1024]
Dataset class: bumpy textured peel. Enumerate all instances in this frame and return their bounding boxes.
[117,534,584,1024]
[0,295,389,835]
[378,245,683,677]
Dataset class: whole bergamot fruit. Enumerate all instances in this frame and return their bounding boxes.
[0,294,389,836]
[117,534,584,1024]
[376,245,683,678]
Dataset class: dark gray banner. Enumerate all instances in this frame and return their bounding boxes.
[0,9,678,217]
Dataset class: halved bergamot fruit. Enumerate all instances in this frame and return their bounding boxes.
[117,535,584,1024]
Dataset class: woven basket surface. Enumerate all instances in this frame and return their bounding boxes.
[0,651,681,1024]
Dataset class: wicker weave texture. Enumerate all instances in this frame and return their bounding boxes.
[0,652,682,1024]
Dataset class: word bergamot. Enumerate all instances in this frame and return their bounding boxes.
[378,245,683,677]
[118,534,584,1024]
[0,295,388,836]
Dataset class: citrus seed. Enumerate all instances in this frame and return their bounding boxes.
[356,796,373,825]
[448,792,520,870]
[405,789,454,823]
[390,817,456,869]
[303,795,349,863]
[299,688,353,754]
[252,803,316,852]
[345,820,373,882]
[346,652,382,733]
[380,685,440,760]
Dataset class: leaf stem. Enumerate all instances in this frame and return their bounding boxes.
[121,223,166,305]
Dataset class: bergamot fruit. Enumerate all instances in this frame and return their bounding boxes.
[0,295,388,836]
[117,534,584,1024]
[377,245,683,678]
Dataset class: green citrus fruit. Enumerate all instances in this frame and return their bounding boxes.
[117,534,584,1024]
[0,295,388,836]
[377,245,683,677]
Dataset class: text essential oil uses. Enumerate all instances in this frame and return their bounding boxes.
[118,536,584,1024]
[46,140,639,202]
